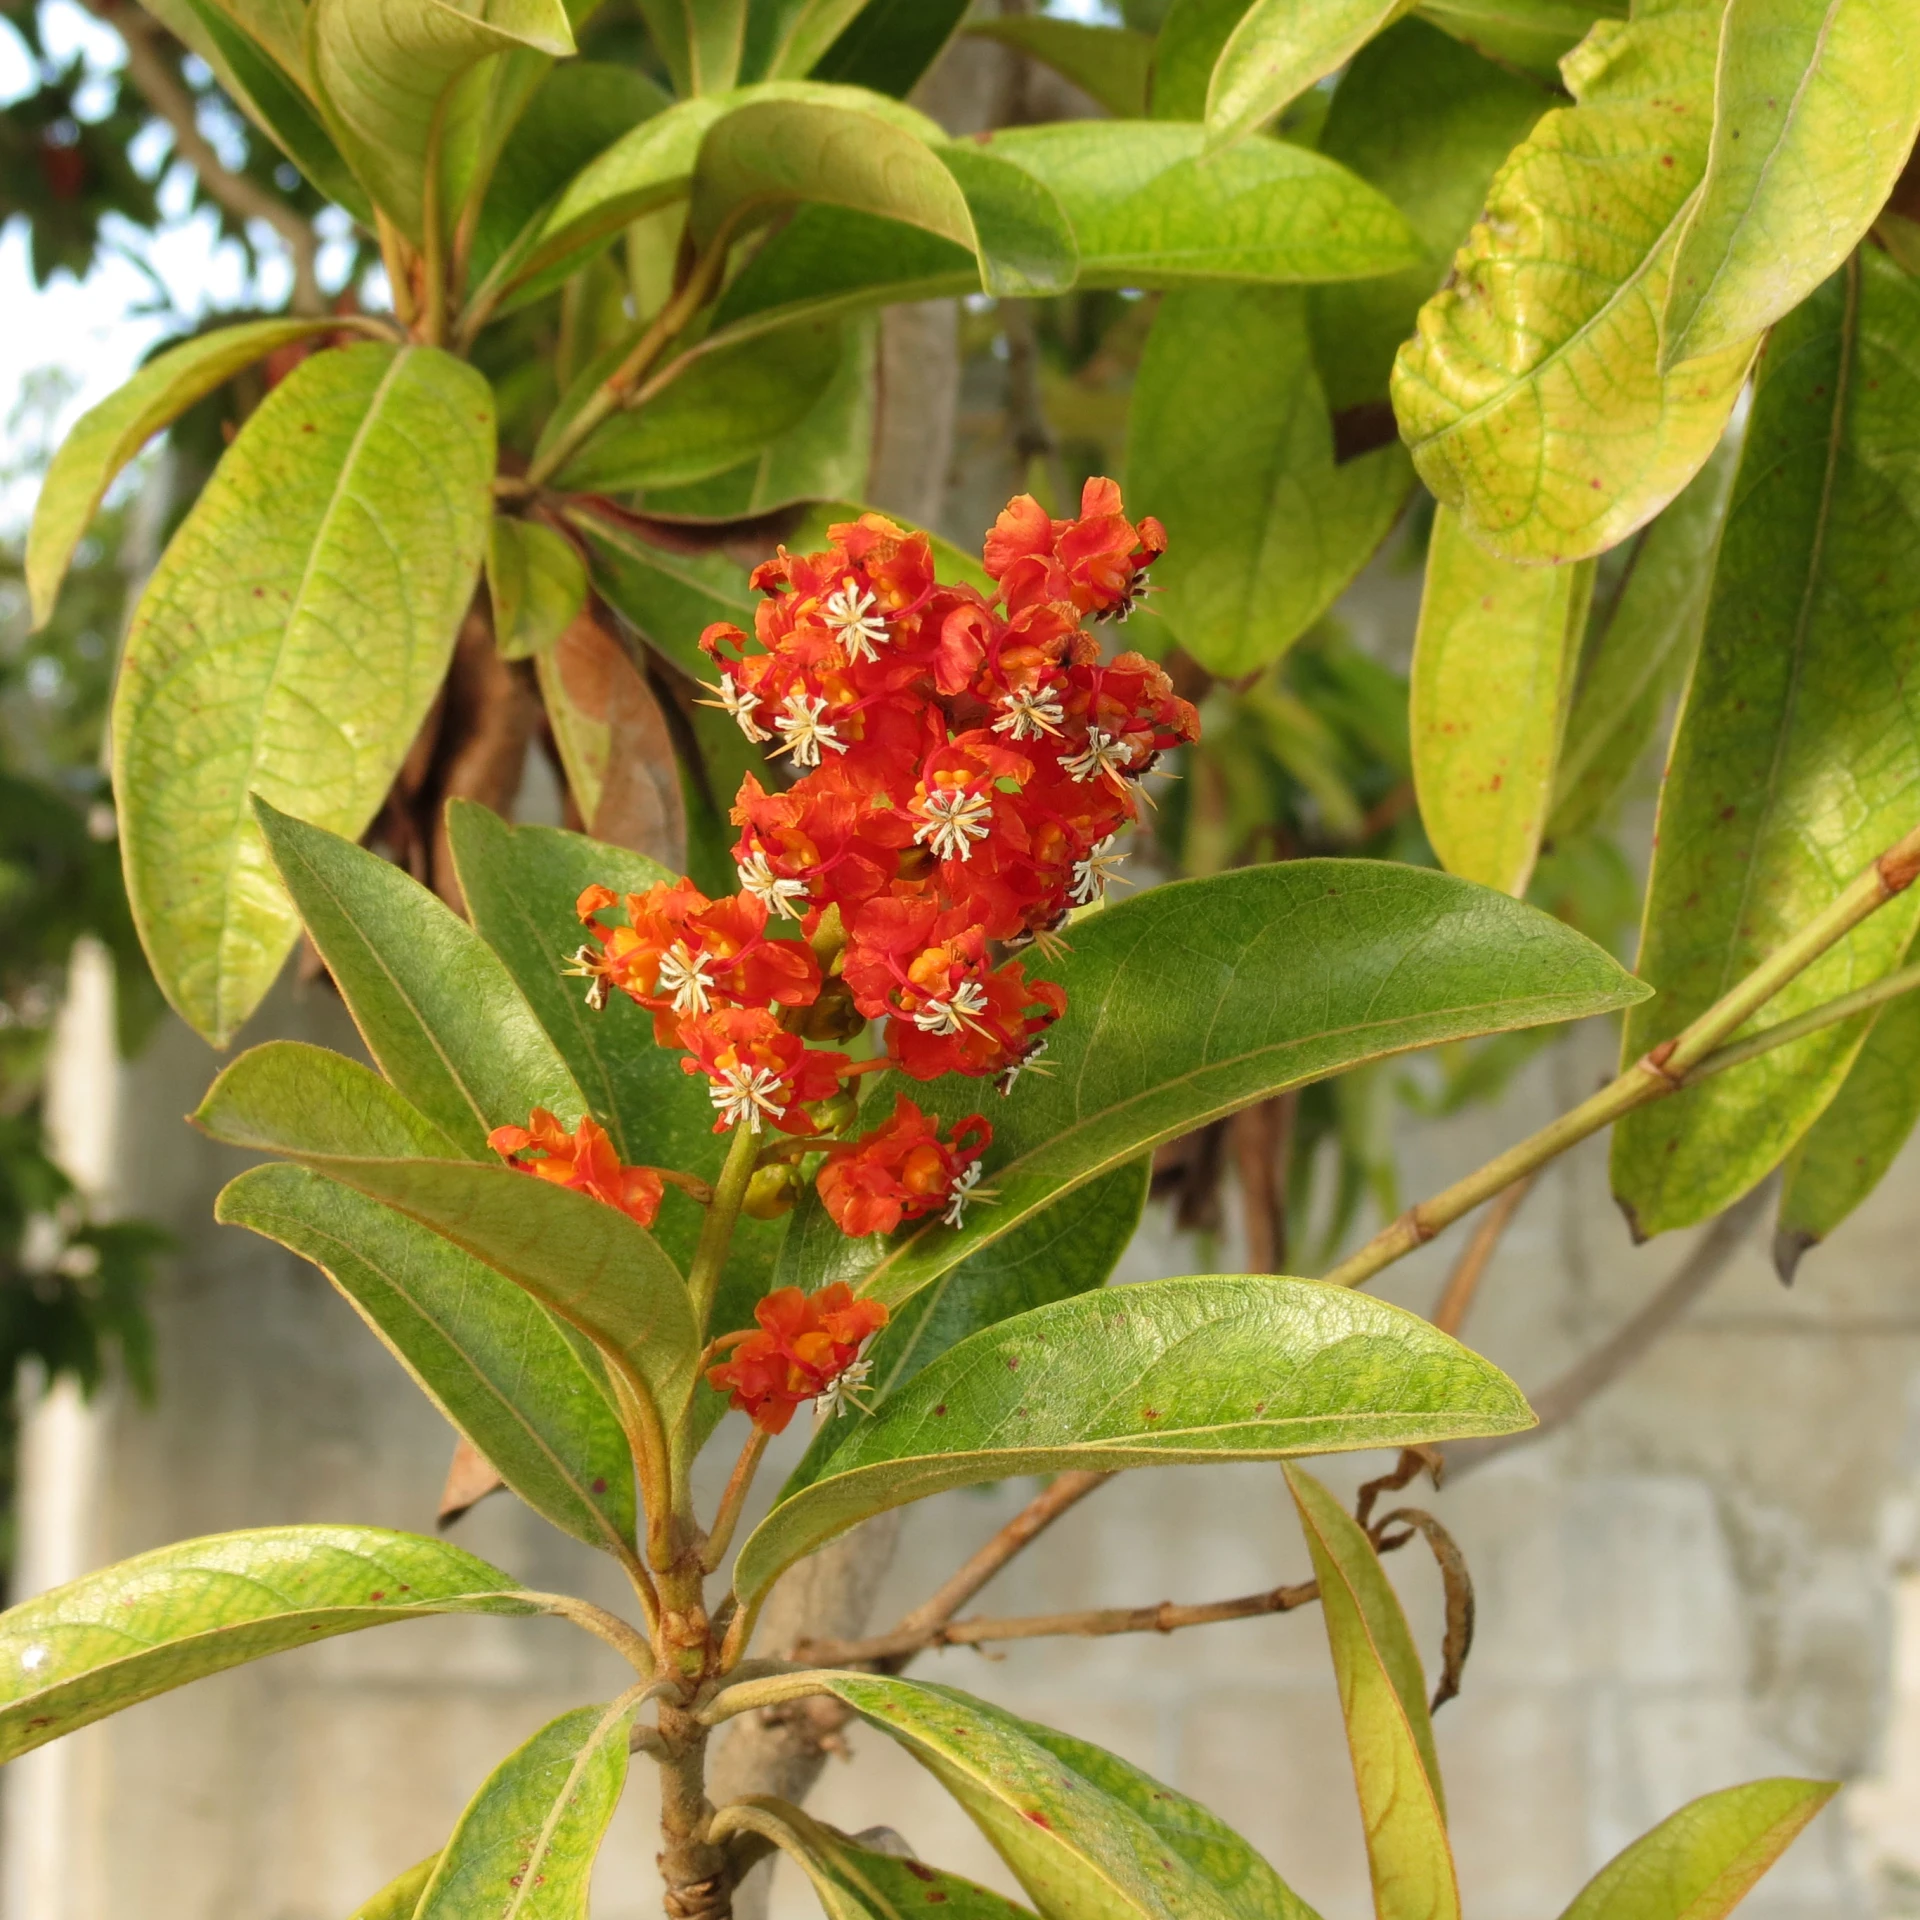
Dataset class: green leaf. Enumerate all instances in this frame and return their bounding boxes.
[986,120,1424,289]
[442,804,785,1295]
[1152,0,1255,120]
[1129,284,1413,678]
[488,516,589,661]
[1415,0,1625,76]
[742,0,871,81]
[728,1673,1324,1920]
[0,1526,540,1762]
[718,1799,1041,1919]
[1613,253,1920,1235]
[1555,1778,1837,1920]
[1411,507,1595,896]
[689,100,1076,298]
[499,82,949,315]
[1548,434,1738,840]
[1391,0,1758,562]
[1774,965,1920,1278]
[168,0,374,219]
[346,1855,439,1920]
[1286,1467,1459,1920]
[27,318,336,629]
[967,17,1155,116]
[217,1163,636,1555]
[637,314,876,519]
[253,798,583,1155]
[1663,0,1920,365]
[566,505,755,680]
[837,864,1646,1317]
[468,62,670,292]
[112,343,493,1046]
[415,1697,636,1920]
[1207,0,1418,151]
[638,0,747,93]
[1310,21,1551,411]
[805,0,970,96]
[550,316,847,494]
[308,0,574,242]
[196,1040,462,1162]
[734,1274,1532,1606]
[784,1159,1149,1486]
[193,1039,698,1416]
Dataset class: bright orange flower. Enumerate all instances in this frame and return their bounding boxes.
[570,879,820,1041]
[487,1109,664,1228]
[984,476,1167,620]
[816,1095,991,1238]
[677,1006,852,1135]
[707,1283,891,1433]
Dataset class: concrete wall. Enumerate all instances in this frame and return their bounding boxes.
[7,963,1917,1920]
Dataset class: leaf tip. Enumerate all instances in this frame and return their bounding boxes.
[1772,1226,1815,1287]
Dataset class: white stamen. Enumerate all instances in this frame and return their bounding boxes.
[701,675,773,743]
[991,683,1066,741]
[1062,726,1132,787]
[563,943,610,1012]
[912,786,994,863]
[773,690,844,768]
[997,1037,1049,1096]
[817,1356,875,1420]
[656,941,715,1015]
[710,1063,788,1133]
[822,577,889,662]
[912,978,990,1036]
[942,1160,984,1228]
[736,850,809,920]
[1068,835,1130,906]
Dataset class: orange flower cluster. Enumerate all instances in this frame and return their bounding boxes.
[707,1283,890,1433]
[486,1110,664,1228]
[705,478,1196,1089]
[816,1095,990,1238]
[540,483,1195,1272]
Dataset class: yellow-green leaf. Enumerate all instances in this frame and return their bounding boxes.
[1392,0,1758,562]
[1287,1466,1460,1920]
[638,0,747,94]
[346,1855,438,1920]
[1129,284,1413,677]
[112,343,493,1046]
[1664,0,1920,365]
[488,517,587,661]
[1613,253,1920,1235]
[968,16,1154,116]
[308,0,574,242]
[27,318,336,629]
[1412,506,1595,896]
[1416,0,1626,75]
[1555,1777,1836,1920]
[415,1697,636,1920]
[1207,0,1419,151]
[736,1276,1531,1607]
[722,1673,1324,1920]
[1548,434,1737,840]
[1774,955,1920,1279]
[0,1526,541,1763]
[715,1800,1039,1920]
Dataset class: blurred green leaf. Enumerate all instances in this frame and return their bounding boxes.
[968,17,1155,116]
[487,515,588,661]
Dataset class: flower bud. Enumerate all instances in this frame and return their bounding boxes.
[796,975,866,1041]
[743,1160,804,1219]
[807,1085,861,1137]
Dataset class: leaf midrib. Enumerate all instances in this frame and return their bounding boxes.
[211,346,411,1025]
[498,1699,630,1920]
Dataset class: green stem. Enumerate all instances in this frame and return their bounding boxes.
[700,1427,770,1575]
[689,1120,761,1331]
[1683,959,1920,1084]
[521,234,733,491]
[1321,818,1920,1291]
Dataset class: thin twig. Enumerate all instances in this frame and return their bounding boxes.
[1430,1172,1537,1337]
[793,1578,1326,1666]
[1324,820,1920,1290]
[878,1470,1113,1654]
[1442,1181,1769,1476]
[99,2,324,313]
